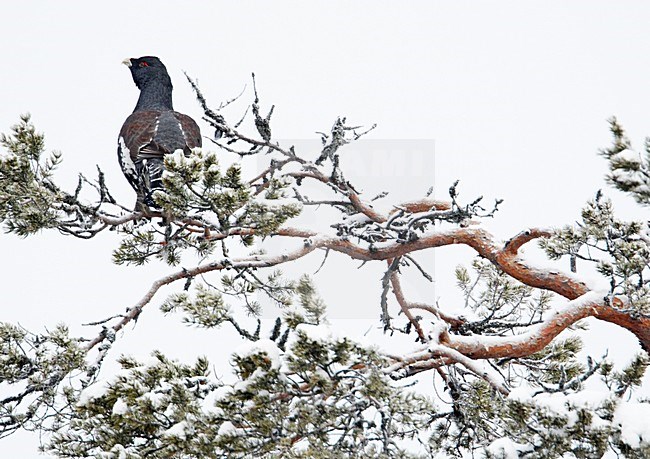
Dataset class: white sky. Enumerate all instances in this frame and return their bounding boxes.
[2,1,650,456]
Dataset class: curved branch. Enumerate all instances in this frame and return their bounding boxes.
[348,192,386,223]
[442,290,607,359]
[329,226,648,351]
[432,345,510,395]
[320,226,588,299]
[307,226,648,352]
[87,221,650,356]
[389,271,427,341]
[85,236,321,351]
[390,198,452,215]
[96,211,143,226]
[389,271,458,340]
[503,228,552,256]
[407,302,465,329]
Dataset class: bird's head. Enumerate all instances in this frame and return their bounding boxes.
[122,56,173,90]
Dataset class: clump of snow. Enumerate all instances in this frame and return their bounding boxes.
[112,398,129,415]
[509,387,613,431]
[614,402,650,448]
[610,149,642,165]
[168,149,187,166]
[610,169,644,186]
[525,393,574,422]
[507,386,534,403]
[217,421,237,437]
[227,206,248,226]
[295,323,339,343]
[138,390,167,409]
[0,150,16,160]
[565,390,611,410]
[77,381,110,406]
[199,386,230,416]
[163,420,187,439]
[232,339,281,370]
[485,437,532,458]
[342,213,373,225]
[108,444,128,459]
[575,272,612,292]
[634,183,650,195]
[233,368,267,392]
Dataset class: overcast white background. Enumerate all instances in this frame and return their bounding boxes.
[1,2,649,456]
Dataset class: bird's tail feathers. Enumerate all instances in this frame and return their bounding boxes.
[136,158,165,207]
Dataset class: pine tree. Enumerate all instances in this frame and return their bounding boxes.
[0,76,648,458]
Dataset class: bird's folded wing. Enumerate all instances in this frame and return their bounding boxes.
[119,110,164,160]
[173,112,202,150]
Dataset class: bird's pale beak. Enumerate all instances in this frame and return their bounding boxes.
[122,58,132,68]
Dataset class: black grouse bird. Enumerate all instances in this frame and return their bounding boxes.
[118,56,202,210]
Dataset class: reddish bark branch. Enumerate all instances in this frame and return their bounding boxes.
[389,198,452,215]
[311,226,649,352]
[89,223,650,357]
[348,192,386,223]
[503,228,552,256]
[442,291,607,359]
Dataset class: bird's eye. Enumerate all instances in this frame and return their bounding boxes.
[139,62,149,68]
